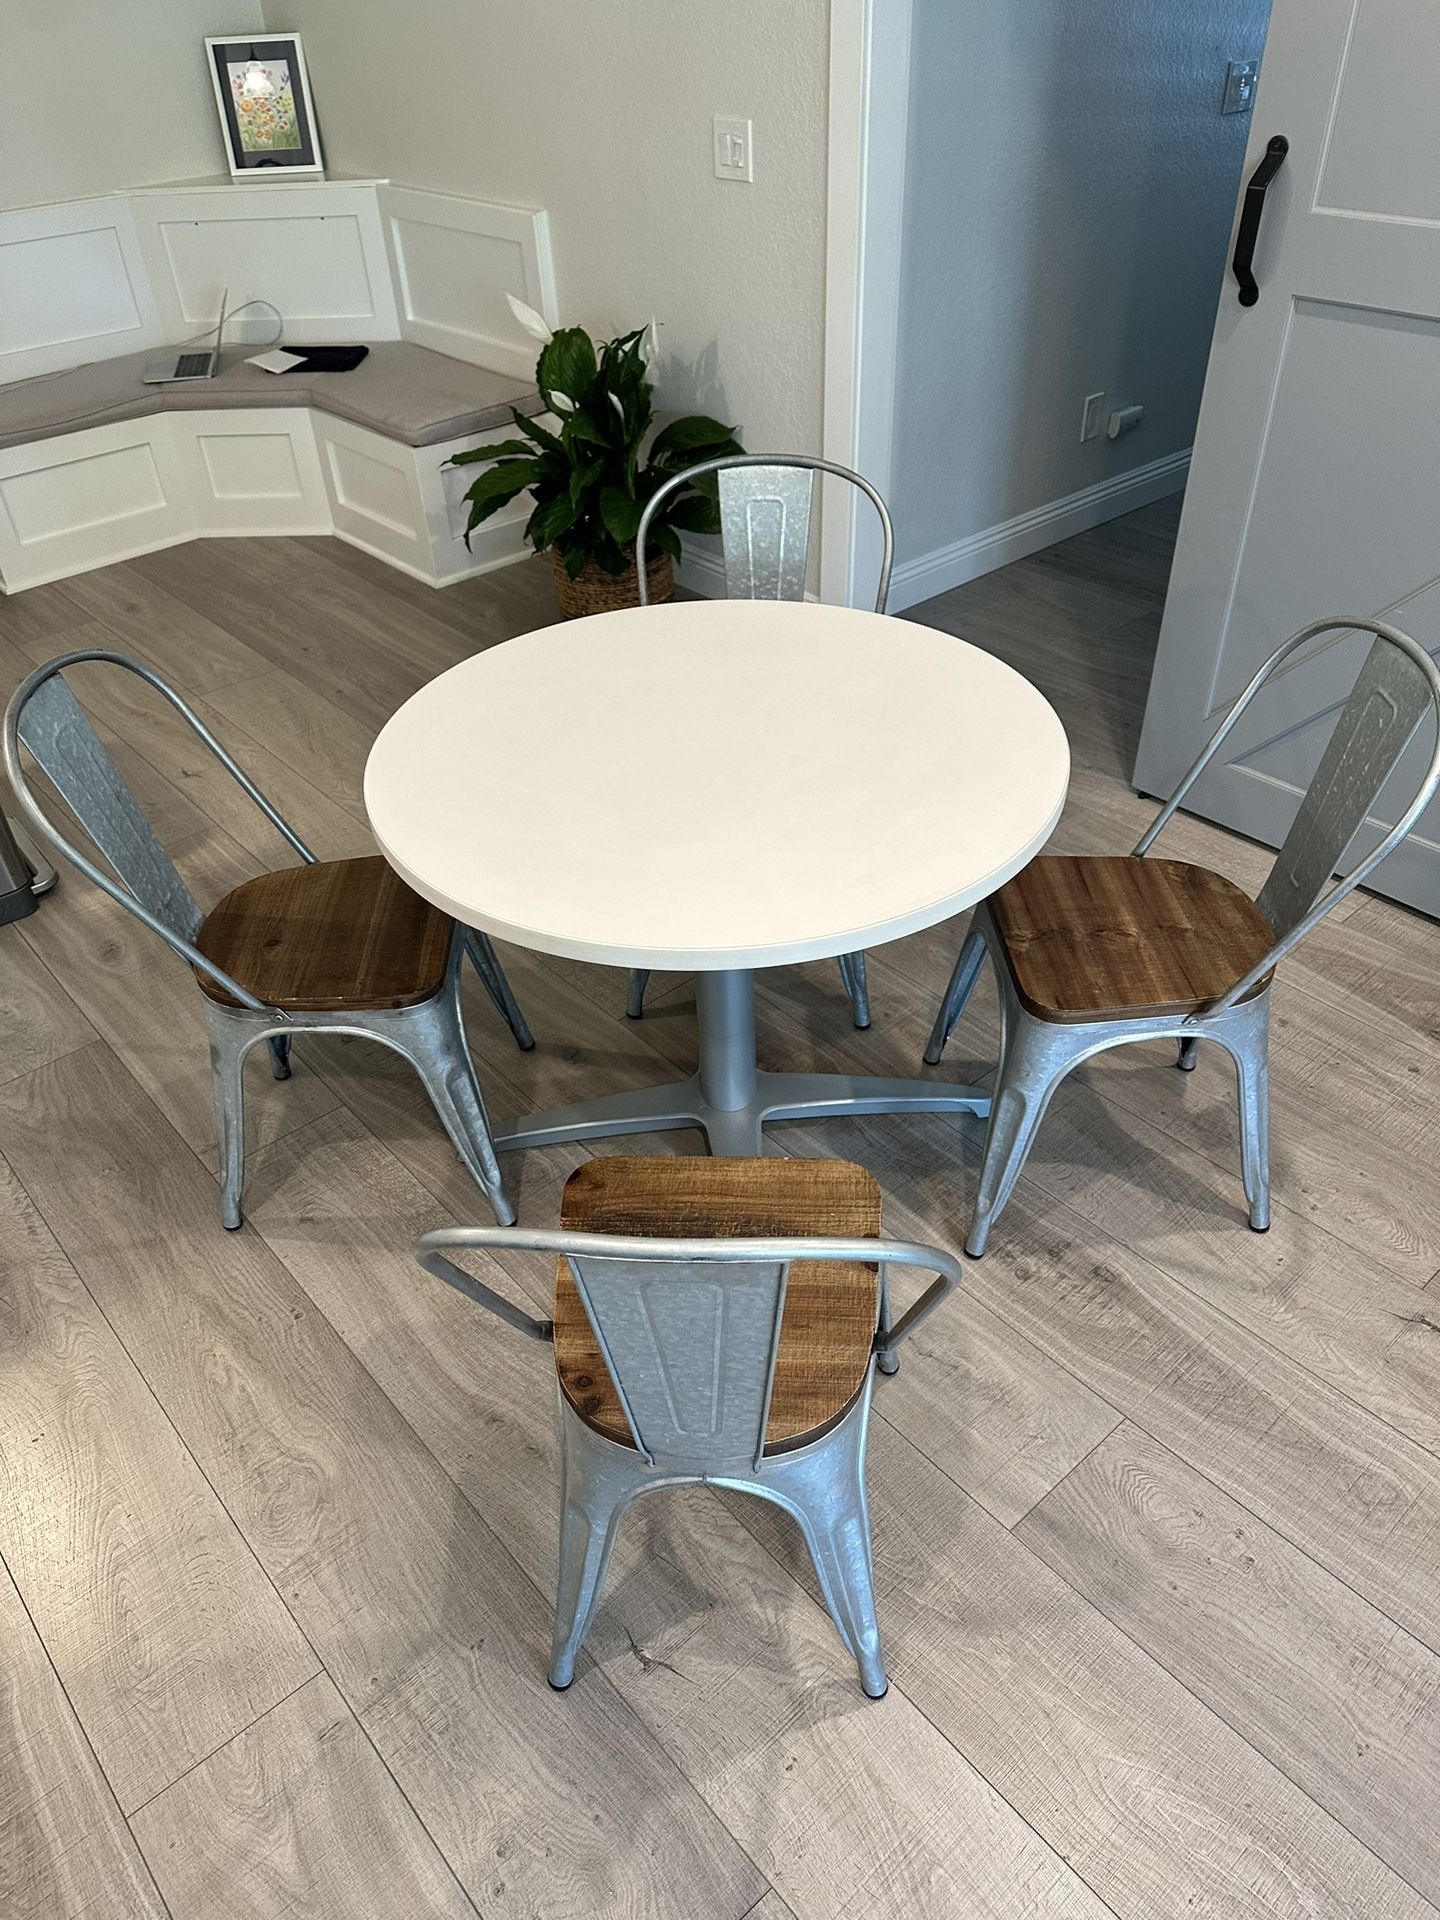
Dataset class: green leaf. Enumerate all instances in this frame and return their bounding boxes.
[510,408,564,454]
[458,461,539,547]
[569,458,604,509]
[460,459,539,513]
[528,491,584,549]
[650,523,682,561]
[599,486,642,545]
[649,414,742,462]
[663,491,722,536]
[566,408,613,450]
[447,438,541,468]
[537,327,598,407]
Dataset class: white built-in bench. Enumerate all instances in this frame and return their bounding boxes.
[0,342,541,591]
[0,176,558,594]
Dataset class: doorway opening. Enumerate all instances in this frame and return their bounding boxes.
[823,0,1273,619]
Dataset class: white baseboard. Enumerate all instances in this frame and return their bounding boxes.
[887,449,1192,613]
[675,541,728,598]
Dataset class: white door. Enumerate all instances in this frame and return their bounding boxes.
[1134,0,1440,917]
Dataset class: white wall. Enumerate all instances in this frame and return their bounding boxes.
[256,0,829,455]
[891,0,1273,572]
[0,1,264,209]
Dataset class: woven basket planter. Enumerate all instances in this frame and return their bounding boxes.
[550,545,674,620]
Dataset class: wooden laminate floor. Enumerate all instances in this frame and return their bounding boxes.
[3,498,1438,1920]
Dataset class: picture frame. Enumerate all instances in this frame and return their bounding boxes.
[205,34,324,177]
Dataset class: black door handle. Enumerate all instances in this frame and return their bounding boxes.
[1232,134,1289,307]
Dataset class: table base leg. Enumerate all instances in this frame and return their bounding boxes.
[493,1069,991,1157]
[492,966,991,1158]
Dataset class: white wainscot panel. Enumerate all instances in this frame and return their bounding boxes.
[0,200,161,380]
[0,420,192,591]
[171,408,330,537]
[315,413,433,579]
[381,185,556,381]
[133,183,400,344]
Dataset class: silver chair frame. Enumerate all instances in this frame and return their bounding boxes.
[3,649,531,1230]
[925,616,1440,1255]
[419,1219,962,1697]
[627,453,896,1033]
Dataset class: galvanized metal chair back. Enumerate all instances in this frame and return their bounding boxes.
[1134,617,1440,1010]
[1255,629,1438,939]
[14,670,203,943]
[3,649,319,1009]
[636,453,895,612]
[564,1249,797,1471]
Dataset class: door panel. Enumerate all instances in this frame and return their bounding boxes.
[1317,0,1440,221]
[1135,0,1440,916]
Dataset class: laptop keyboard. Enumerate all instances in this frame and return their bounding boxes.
[175,353,212,378]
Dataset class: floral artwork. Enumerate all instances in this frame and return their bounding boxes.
[227,59,302,153]
[207,35,322,174]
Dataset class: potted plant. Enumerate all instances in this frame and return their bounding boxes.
[449,298,744,619]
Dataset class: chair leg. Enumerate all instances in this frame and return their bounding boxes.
[840,952,871,1030]
[463,928,535,1051]
[406,994,515,1226]
[781,1464,886,1697]
[267,1035,292,1081]
[1229,1014,1271,1232]
[207,1026,249,1231]
[625,968,650,1019]
[1176,1035,1199,1072]
[966,1015,1072,1258]
[875,1270,900,1376]
[924,925,987,1065]
[550,1433,630,1690]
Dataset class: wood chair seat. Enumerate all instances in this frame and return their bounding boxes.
[554,1156,883,1454]
[193,854,453,1012]
[988,855,1277,1022]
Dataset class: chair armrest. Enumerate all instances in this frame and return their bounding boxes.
[417,1239,554,1343]
[872,1243,964,1367]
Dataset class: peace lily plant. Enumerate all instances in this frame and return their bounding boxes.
[449,296,743,609]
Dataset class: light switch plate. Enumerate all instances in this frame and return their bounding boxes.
[1222,59,1259,115]
[713,116,754,183]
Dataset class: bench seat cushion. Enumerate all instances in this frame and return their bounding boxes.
[0,341,541,453]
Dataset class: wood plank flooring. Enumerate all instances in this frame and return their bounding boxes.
[2,498,1438,1918]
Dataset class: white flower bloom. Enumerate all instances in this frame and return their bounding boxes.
[608,393,626,423]
[641,316,660,366]
[507,292,554,344]
[548,390,576,415]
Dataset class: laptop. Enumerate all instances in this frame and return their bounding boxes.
[142,288,229,385]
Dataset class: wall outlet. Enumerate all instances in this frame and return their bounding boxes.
[713,116,754,183]
[1080,391,1106,442]
[1222,59,1259,115]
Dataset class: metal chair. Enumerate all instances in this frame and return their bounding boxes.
[418,1155,961,1697]
[925,616,1440,1255]
[3,649,532,1231]
[626,453,897,1031]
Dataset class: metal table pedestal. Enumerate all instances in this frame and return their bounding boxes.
[493,967,991,1157]
[0,812,56,927]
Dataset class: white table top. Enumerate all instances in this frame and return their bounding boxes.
[364,599,1070,969]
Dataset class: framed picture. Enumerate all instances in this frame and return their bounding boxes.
[205,35,324,177]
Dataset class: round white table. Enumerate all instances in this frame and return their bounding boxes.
[365,598,1069,1156]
